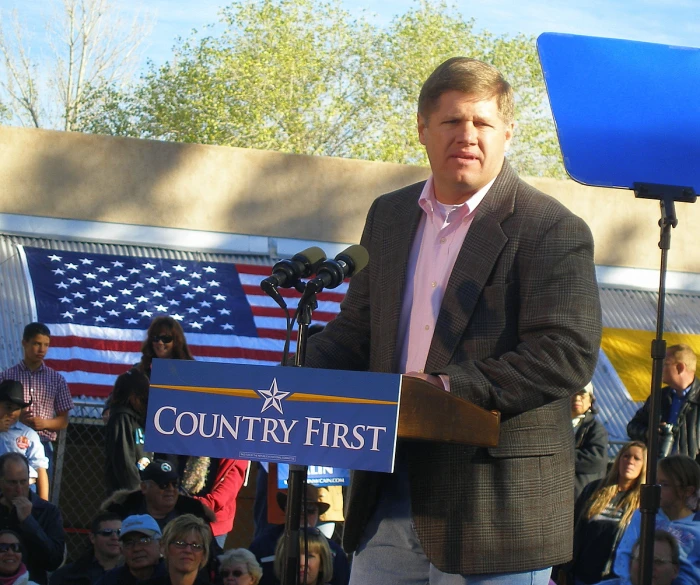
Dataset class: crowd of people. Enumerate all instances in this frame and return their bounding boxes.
[0,319,341,585]
[1,55,700,585]
[0,325,697,585]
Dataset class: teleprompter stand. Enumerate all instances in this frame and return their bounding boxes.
[633,183,696,585]
[538,33,700,585]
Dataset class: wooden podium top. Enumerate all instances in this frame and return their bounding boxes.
[397,376,500,447]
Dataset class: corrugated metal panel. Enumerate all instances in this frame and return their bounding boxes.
[0,233,277,372]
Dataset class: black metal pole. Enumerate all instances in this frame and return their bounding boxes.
[280,293,316,585]
[637,195,677,585]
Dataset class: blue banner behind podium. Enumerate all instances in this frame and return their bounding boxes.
[144,360,402,473]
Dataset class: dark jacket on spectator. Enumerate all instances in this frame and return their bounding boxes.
[574,410,609,499]
[627,378,700,462]
[0,491,65,585]
[101,488,215,531]
[95,559,167,585]
[48,551,108,585]
[104,403,152,493]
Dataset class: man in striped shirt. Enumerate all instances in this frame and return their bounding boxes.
[0,322,74,479]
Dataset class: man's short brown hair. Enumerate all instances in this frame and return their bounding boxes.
[667,344,697,373]
[418,57,514,124]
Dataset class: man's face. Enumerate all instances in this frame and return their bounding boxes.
[121,532,160,572]
[630,540,678,585]
[0,460,30,501]
[22,334,50,367]
[90,519,122,560]
[0,402,21,433]
[417,91,513,205]
[141,479,178,513]
[661,352,684,390]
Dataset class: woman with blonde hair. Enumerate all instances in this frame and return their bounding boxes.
[563,440,647,584]
[273,528,333,585]
[159,514,212,585]
[218,548,262,585]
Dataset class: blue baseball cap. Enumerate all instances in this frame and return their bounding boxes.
[119,514,162,539]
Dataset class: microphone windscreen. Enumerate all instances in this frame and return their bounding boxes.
[295,246,327,272]
[338,244,369,276]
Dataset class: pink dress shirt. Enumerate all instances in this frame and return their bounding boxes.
[396,175,495,378]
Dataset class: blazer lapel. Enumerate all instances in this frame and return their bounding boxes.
[379,183,424,371]
[425,162,519,370]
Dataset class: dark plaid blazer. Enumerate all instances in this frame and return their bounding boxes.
[304,161,603,574]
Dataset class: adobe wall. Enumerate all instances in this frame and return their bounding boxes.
[0,126,695,272]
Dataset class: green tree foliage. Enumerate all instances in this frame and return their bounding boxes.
[75,0,565,177]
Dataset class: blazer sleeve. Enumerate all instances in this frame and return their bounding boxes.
[439,213,602,414]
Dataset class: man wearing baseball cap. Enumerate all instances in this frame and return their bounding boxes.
[101,459,214,531]
[0,380,49,500]
[96,514,166,585]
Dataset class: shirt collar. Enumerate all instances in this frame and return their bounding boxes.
[418,175,496,219]
[20,360,45,373]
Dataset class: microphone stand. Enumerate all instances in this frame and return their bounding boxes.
[280,285,318,585]
[633,182,696,585]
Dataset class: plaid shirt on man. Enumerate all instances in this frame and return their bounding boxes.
[0,361,74,441]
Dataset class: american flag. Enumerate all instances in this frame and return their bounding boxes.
[18,246,345,397]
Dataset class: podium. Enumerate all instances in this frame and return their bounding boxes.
[397,376,500,446]
[267,375,501,524]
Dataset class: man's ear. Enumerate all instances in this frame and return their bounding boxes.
[140,481,148,495]
[417,113,427,146]
[503,121,515,152]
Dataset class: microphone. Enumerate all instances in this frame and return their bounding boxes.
[260,247,326,296]
[303,245,369,295]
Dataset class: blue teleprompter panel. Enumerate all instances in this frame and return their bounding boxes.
[538,33,700,192]
[144,359,402,473]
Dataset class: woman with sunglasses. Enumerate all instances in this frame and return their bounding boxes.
[136,316,195,376]
[613,454,700,585]
[217,549,262,585]
[158,514,212,585]
[0,530,38,585]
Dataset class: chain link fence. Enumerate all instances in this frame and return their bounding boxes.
[53,400,258,562]
[53,400,108,562]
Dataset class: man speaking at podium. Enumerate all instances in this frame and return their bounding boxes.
[304,57,602,584]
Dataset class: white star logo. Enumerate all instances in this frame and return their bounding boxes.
[257,379,290,415]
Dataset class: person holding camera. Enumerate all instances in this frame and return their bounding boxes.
[627,344,700,462]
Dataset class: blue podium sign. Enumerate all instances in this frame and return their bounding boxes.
[144,360,402,473]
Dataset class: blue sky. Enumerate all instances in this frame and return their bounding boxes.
[4,0,699,71]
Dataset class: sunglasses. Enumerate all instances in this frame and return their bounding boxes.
[171,540,204,551]
[122,536,158,549]
[95,528,121,537]
[221,569,248,578]
[154,479,179,490]
[151,334,174,344]
[0,543,20,553]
